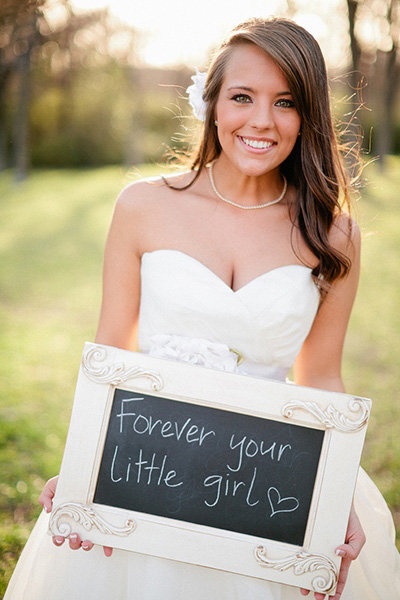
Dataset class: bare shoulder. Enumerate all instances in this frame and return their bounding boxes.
[329,212,361,260]
[115,170,197,212]
[108,170,200,255]
[114,177,167,214]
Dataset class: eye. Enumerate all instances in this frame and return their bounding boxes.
[231,94,252,104]
[275,98,296,108]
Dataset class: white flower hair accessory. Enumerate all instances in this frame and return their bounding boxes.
[186,67,208,121]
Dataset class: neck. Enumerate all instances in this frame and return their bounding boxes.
[210,154,285,207]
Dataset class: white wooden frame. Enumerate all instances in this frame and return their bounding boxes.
[50,342,371,595]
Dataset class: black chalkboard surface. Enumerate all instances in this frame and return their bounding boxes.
[94,387,325,546]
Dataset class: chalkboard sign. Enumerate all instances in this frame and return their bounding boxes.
[51,343,371,594]
[94,388,325,546]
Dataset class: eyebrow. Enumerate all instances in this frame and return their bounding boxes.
[227,86,292,95]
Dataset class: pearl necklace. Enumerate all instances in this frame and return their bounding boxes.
[208,161,287,210]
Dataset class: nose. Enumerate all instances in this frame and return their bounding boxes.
[249,101,274,130]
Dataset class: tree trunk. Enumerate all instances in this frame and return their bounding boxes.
[0,74,9,171]
[376,49,398,168]
[376,0,399,169]
[347,0,362,91]
[285,0,297,17]
[13,49,31,182]
[345,0,363,180]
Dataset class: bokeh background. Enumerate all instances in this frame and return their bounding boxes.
[1,0,400,594]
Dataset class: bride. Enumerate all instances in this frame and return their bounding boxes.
[5,16,400,600]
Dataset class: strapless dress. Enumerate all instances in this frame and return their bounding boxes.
[4,249,400,599]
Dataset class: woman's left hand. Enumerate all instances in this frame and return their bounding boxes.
[300,503,366,599]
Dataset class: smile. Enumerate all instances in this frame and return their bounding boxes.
[239,136,275,150]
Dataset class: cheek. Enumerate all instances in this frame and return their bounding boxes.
[219,112,240,130]
[281,116,301,141]
[292,112,302,133]
[215,100,245,129]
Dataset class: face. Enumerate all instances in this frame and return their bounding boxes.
[214,43,301,178]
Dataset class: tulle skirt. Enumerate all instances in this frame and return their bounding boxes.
[4,468,400,600]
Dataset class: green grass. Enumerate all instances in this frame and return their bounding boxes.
[342,157,400,518]
[1,159,399,594]
[0,163,164,595]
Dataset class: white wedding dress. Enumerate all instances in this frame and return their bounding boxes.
[5,249,400,599]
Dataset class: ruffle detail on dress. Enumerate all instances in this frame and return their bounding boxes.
[148,334,239,372]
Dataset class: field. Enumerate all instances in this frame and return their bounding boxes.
[0,160,399,594]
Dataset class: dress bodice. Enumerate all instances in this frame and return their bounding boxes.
[138,249,320,381]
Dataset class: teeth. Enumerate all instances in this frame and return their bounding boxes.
[241,137,273,149]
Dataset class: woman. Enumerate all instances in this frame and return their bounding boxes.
[5,17,400,600]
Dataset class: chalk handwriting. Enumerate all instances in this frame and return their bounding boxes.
[202,471,300,518]
[110,445,183,488]
[203,468,260,508]
[227,434,292,472]
[116,398,215,446]
[267,487,300,517]
[94,388,323,545]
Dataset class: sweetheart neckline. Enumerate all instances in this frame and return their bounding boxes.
[141,248,313,294]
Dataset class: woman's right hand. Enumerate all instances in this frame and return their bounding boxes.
[39,475,113,557]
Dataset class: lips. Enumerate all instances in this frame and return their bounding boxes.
[238,136,276,150]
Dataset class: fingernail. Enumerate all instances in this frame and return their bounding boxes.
[54,537,63,545]
[70,534,77,540]
[335,548,346,557]
[82,543,90,550]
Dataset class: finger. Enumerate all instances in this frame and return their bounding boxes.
[69,533,82,550]
[52,536,65,547]
[81,540,94,551]
[103,546,113,557]
[329,557,352,600]
[38,487,53,513]
[335,539,363,561]
[313,594,327,600]
[38,475,59,513]
[337,509,365,561]
[300,589,310,596]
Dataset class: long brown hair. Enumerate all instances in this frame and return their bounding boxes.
[166,17,356,285]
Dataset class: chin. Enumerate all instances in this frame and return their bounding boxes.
[234,159,277,177]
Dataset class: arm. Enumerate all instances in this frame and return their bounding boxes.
[295,217,366,599]
[294,217,361,392]
[94,184,144,350]
[41,183,148,554]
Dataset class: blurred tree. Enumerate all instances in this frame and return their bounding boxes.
[345,0,364,174]
[0,0,187,175]
[347,0,362,88]
[284,0,400,164]
[346,0,400,166]
[29,3,137,167]
[285,0,297,17]
[0,0,126,180]
[0,0,44,178]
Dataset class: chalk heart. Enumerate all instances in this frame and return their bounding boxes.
[267,487,299,518]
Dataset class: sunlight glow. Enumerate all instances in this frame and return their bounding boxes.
[70,0,350,69]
